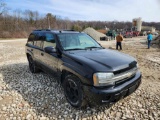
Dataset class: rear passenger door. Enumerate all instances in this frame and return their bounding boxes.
[40,33,59,74]
[27,33,39,62]
[26,33,35,53]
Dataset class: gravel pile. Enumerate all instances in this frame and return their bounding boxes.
[0,40,160,120]
[83,27,108,41]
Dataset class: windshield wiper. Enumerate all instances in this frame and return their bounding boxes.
[65,47,102,51]
[65,48,85,51]
[85,46,102,50]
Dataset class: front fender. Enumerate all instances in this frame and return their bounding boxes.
[60,62,93,85]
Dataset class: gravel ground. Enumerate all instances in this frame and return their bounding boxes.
[0,38,160,120]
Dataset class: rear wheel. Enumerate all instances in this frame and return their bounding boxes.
[63,75,86,108]
[28,56,40,73]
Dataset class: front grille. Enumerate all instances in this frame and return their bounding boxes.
[113,67,138,85]
[115,75,135,85]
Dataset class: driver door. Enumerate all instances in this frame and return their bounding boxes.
[40,33,59,74]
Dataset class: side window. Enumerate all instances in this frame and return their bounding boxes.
[43,33,56,49]
[28,33,35,45]
[34,32,44,48]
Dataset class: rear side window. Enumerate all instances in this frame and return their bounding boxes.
[43,33,56,49]
[28,33,35,45]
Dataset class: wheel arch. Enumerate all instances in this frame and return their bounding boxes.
[26,53,31,60]
[61,70,72,84]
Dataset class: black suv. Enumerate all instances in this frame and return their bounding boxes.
[25,29,141,108]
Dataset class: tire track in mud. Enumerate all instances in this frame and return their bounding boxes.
[122,44,160,97]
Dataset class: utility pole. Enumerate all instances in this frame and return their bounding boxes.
[48,16,50,29]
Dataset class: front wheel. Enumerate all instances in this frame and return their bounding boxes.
[63,75,87,108]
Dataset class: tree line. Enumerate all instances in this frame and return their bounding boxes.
[0,0,160,38]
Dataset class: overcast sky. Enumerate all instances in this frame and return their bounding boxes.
[5,0,160,22]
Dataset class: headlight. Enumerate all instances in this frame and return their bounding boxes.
[93,67,138,86]
[93,73,114,86]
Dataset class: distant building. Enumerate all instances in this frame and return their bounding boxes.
[141,26,156,33]
[132,18,142,31]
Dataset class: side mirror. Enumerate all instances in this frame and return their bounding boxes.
[44,46,56,54]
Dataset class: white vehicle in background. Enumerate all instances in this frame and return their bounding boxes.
[153,32,159,36]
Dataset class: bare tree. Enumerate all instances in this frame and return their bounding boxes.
[0,4,159,38]
[0,0,7,15]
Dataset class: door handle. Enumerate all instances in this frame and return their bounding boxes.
[41,53,44,56]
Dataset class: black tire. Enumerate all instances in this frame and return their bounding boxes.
[28,56,40,73]
[158,41,160,48]
[63,75,87,108]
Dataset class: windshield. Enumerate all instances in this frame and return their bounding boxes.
[57,33,101,50]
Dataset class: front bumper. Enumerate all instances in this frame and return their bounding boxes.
[83,71,141,105]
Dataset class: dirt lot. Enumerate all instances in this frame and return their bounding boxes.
[0,37,160,120]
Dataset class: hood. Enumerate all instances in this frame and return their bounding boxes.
[66,49,136,72]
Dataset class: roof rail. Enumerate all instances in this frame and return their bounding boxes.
[33,29,78,33]
[62,29,75,31]
[59,29,76,33]
[33,29,51,31]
